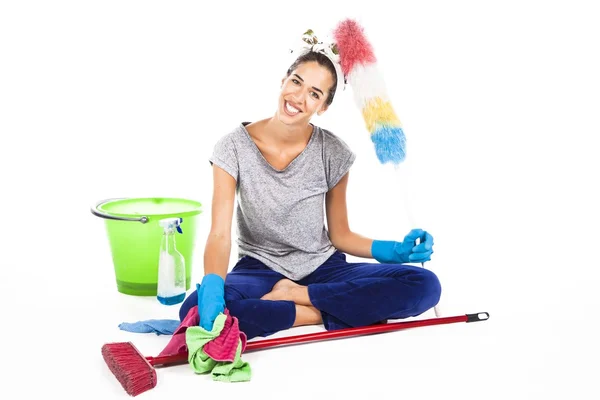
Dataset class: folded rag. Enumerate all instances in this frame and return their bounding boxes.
[186,313,251,382]
[118,319,180,336]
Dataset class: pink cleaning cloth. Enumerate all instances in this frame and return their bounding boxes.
[157,306,247,362]
[157,305,200,357]
[204,309,247,362]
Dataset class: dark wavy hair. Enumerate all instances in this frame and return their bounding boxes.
[286,51,338,106]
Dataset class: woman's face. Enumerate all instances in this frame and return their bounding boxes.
[277,61,334,127]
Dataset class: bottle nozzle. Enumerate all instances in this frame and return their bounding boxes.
[159,217,183,234]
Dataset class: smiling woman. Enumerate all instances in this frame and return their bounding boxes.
[180,23,440,340]
[248,56,338,171]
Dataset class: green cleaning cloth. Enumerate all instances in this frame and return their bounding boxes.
[185,313,251,382]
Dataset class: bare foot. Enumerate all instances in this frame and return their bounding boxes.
[260,279,302,301]
[293,305,323,327]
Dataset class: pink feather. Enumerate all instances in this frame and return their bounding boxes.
[332,19,377,77]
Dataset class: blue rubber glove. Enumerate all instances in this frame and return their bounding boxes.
[371,228,434,264]
[196,274,226,331]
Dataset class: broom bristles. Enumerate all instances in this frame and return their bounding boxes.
[101,342,157,397]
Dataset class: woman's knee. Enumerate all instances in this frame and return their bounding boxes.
[179,282,247,321]
[414,268,442,312]
[386,267,441,316]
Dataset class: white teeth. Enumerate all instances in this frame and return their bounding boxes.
[285,101,300,114]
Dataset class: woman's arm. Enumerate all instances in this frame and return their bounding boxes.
[203,164,237,280]
[325,172,374,258]
[326,171,435,264]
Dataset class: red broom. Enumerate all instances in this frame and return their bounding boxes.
[102,311,489,396]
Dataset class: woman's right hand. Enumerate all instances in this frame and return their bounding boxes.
[197,273,226,331]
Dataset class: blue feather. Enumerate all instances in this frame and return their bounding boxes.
[370,125,407,165]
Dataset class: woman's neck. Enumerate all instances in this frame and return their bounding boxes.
[262,117,313,147]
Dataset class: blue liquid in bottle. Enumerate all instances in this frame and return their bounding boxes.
[157,292,186,305]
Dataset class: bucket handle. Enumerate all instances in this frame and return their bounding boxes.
[91,198,149,223]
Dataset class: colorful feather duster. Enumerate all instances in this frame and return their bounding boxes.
[332,19,442,317]
[333,19,406,166]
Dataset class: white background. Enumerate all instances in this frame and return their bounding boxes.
[2,1,599,399]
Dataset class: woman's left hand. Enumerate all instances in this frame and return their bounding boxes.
[371,228,434,264]
[406,229,434,263]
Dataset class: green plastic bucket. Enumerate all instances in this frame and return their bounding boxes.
[91,197,202,296]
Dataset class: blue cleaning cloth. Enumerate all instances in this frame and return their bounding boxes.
[118,319,180,335]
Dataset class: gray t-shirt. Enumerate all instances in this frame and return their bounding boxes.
[209,122,356,280]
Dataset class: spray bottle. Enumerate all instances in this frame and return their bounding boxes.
[157,217,186,305]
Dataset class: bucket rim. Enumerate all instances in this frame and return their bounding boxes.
[95,197,203,220]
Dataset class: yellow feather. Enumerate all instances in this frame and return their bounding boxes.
[361,98,402,133]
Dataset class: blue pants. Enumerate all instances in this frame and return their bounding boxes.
[179,251,441,340]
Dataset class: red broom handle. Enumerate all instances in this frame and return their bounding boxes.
[147,312,488,366]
